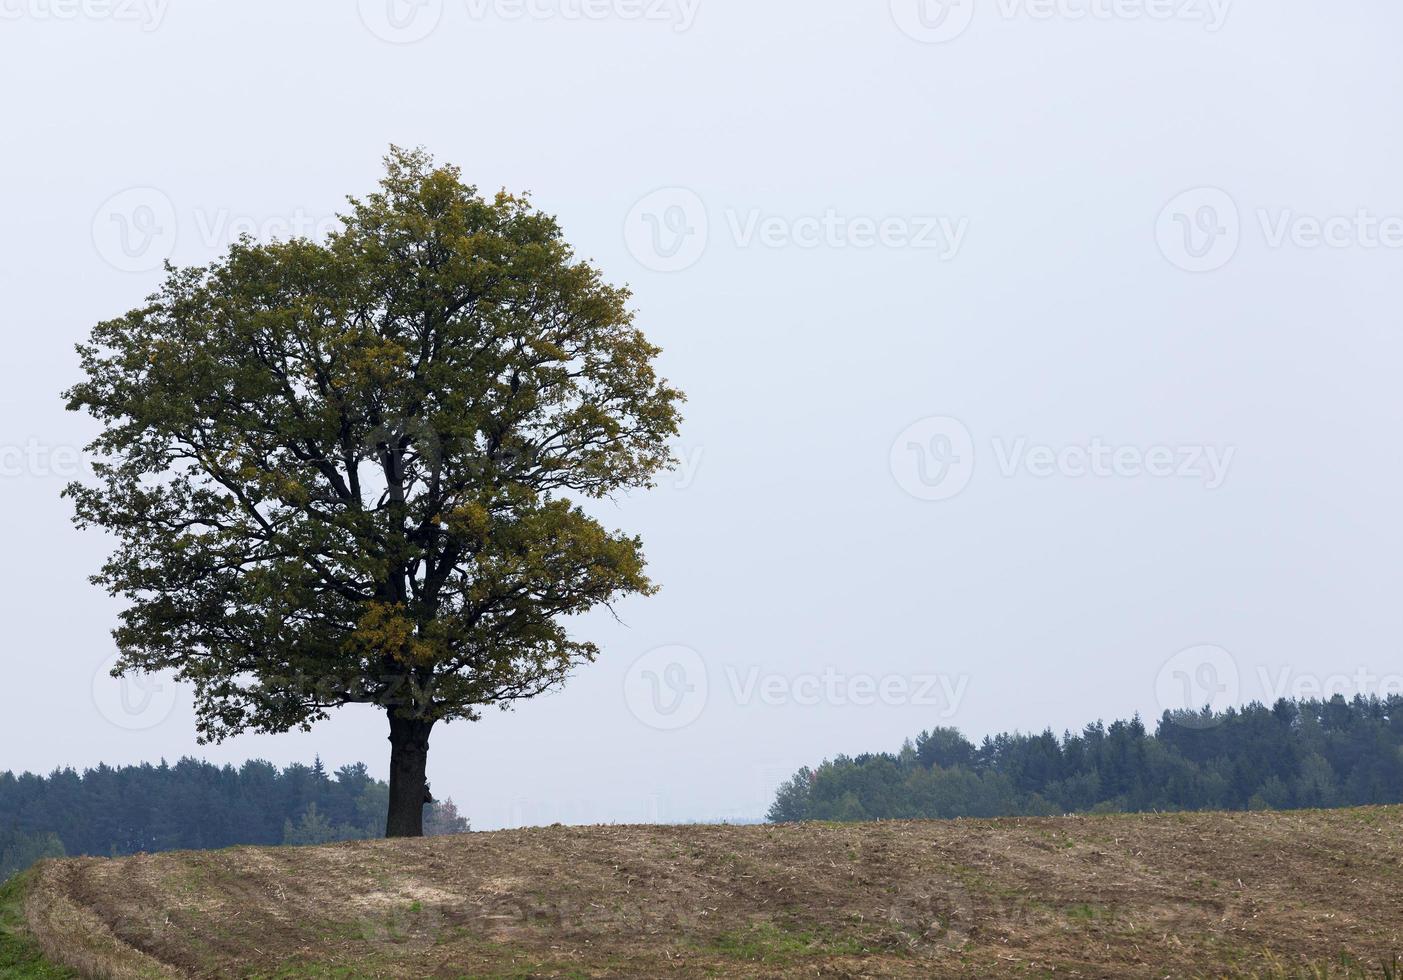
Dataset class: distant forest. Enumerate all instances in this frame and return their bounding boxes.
[0,758,468,882]
[768,696,1403,823]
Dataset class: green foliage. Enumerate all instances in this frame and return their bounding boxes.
[766,768,813,824]
[283,803,339,847]
[354,779,390,832]
[914,727,976,770]
[0,835,63,888]
[769,695,1403,823]
[0,758,413,879]
[65,146,683,743]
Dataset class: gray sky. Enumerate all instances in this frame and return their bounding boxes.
[2,1,1400,830]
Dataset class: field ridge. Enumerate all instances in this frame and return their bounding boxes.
[13,807,1403,978]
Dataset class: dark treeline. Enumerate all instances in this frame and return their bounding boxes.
[768,696,1403,823]
[0,757,468,882]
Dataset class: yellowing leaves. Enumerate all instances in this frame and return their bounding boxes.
[444,501,491,541]
[346,601,444,668]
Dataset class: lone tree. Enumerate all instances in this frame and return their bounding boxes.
[66,148,683,837]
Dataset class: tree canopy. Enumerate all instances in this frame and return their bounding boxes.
[66,148,683,834]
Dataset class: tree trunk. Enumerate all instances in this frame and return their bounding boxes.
[386,713,435,838]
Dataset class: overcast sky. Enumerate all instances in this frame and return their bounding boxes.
[2,1,1400,829]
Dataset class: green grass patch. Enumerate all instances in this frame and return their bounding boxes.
[703,921,873,964]
[1064,903,1101,923]
[0,874,74,979]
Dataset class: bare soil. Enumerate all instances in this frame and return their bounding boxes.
[20,807,1403,978]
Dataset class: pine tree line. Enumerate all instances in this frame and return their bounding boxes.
[0,757,468,882]
[768,696,1403,823]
